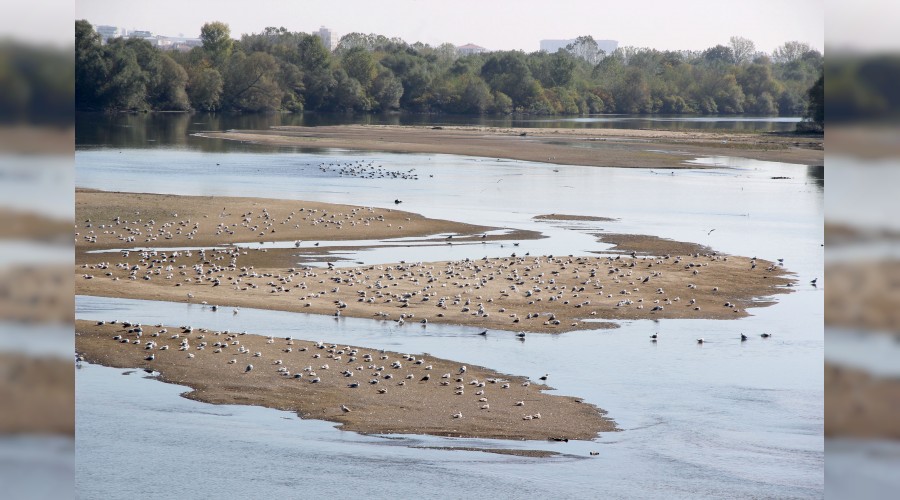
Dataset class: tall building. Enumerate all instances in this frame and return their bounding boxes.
[95,25,123,43]
[457,43,487,56]
[316,26,339,51]
[540,38,618,55]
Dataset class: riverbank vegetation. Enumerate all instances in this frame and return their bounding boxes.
[76,20,822,118]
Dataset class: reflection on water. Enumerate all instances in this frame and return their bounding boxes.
[75,112,803,151]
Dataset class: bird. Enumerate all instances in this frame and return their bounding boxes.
[761,333,772,338]
[420,374,430,382]
[245,364,253,373]
[458,365,467,374]
[650,333,658,339]
[452,412,463,419]
[341,404,351,413]
[707,229,716,235]
[590,451,600,456]
[394,199,402,204]
[539,373,548,381]
[810,278,818,285]
[478,330,487,336]
[697,338,705,344]
[145,354,155,361]
[740,333,748,341]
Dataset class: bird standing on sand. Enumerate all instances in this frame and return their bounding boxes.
[341,404,351,413]
[245,364,253,373]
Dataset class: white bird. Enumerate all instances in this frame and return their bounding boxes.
[245,364,253,372]
[452,412,463,419]
[341,404,351,413]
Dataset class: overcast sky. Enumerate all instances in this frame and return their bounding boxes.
[71,0,824,54]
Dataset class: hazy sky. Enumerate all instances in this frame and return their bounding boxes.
[74,0,824,53]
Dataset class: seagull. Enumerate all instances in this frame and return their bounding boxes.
[761,333,772,338]
[740,333,748,341]
[394,199,402,204]
[478,330,488,336]
[707,229,716,235]
[341,404,351,413]
[539,373,548,381]
[245,364,253,373]
[650,333,658,339]
[810,278,818,285]
[697,338,705,344]
[420,373,430,381]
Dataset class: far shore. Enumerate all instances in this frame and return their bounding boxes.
[196,124,823,169]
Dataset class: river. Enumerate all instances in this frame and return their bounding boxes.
[74,113,823,498]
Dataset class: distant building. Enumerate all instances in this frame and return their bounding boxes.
[95,25,123,43]
[540,38,618,55]
[457,43,487,56]
[316,26,338,51]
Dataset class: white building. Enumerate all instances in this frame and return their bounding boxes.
[95,25,123,43]
[457,43,487,56]
[316,26,338,51]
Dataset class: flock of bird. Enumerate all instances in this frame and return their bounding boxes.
[90,319,550,424]
[77,202,416,247]
[79,242,800,337]
[318,159,422,180]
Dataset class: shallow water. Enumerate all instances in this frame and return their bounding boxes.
[74,122,823,497]
[76,294,822,499]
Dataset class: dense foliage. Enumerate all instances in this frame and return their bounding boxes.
[76,21,823,117]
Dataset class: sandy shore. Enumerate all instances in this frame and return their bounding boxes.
[76,191,794,333]
[826,362,900,439]
[77,246,793,334]
[76,320,615,441]
[76,189,515,251]
[197,125,823,168]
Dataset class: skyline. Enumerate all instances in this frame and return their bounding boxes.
[76,0,824,54]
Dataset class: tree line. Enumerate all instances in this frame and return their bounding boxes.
[76,20,823,119]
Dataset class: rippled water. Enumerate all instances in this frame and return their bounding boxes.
[74,124,823,497]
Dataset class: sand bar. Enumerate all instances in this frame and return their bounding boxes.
[76,189,519,251]
[76,320,615,441]
[197,125,824,168]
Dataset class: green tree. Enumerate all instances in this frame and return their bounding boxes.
[188,67,223,111]
[223,51,282,111]
[729,36,756,65]
[371,68,403,110]
[200,21,233,67]
[772,41,812,64]
[297,33,330,72]
[566,36,604,65]
[805,71,824,130]
[341,47,378,89]
[151,54,190,110]
[75,20,106,110]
